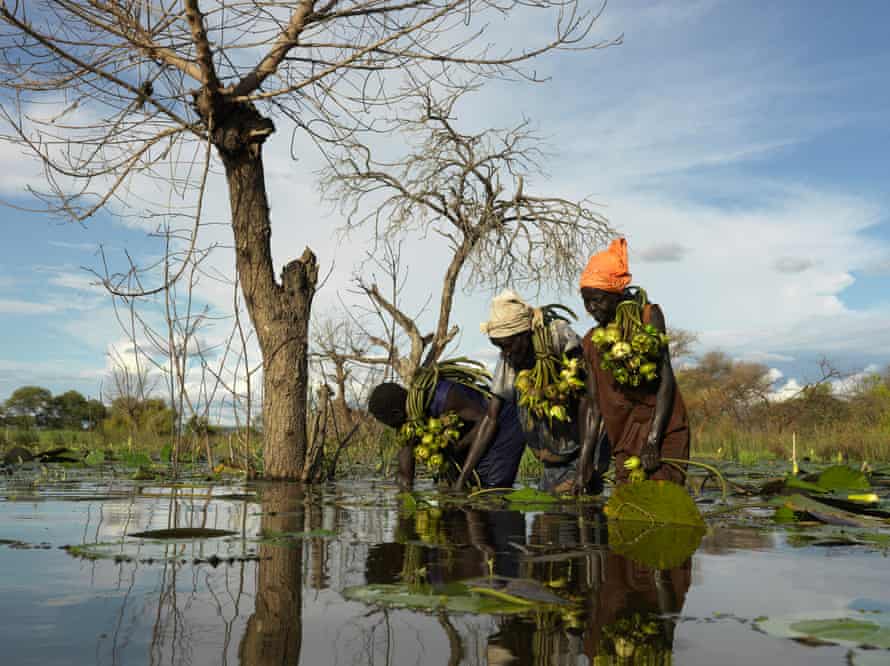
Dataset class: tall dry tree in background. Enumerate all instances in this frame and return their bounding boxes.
[323,91,614,382]
[0,0,617,478]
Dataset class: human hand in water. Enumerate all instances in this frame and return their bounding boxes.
[640,435,660,473]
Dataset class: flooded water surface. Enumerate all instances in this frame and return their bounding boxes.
[1,473,889,665]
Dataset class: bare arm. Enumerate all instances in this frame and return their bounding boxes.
[575,358,603,493]
[443,388,488,453]
[397,444,416,492]
[454,397,502,490]
[643,306,676,472]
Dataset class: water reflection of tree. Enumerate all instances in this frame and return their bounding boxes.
[239,483,304,666]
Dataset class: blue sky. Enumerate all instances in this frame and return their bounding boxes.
[1,0,890,405]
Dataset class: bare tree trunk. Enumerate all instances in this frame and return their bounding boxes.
[220,122,318,480]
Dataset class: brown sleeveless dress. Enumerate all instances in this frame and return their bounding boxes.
[582,304,690,484]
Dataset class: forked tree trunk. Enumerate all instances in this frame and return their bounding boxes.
[217,106,318,479]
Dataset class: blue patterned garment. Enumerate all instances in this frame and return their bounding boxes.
[428,379,525,488]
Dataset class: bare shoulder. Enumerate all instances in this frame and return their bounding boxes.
[645,303,667,331]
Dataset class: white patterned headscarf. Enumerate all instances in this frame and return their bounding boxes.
[479,289,533,339]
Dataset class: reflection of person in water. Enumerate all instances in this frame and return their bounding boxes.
[584,554,691,662]
[367,504,693,665]
[487,508,693,665]
[366,507,527,585]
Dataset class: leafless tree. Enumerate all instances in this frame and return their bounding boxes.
[323,90,614,381]
[667,327,698,364]
[0,0,618,478]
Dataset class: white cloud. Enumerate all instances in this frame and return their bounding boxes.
[769,378,803,402]
[739,351,795,364]
[47,271,102,292]
[0,298,58,314]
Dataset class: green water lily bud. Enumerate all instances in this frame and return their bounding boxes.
[629,468,647,483]
[428,453,444,470]
[549,404,567,421]
[640,362,657,375]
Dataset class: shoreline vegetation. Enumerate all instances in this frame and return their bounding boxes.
[2,353,889,478]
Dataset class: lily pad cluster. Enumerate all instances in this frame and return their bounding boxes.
[514,304,584,424]
[590,289,668,387]
[400,412,462,475]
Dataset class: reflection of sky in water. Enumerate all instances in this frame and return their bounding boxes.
[0,479,888,665]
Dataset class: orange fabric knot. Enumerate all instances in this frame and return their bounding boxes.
[579,238,632,293]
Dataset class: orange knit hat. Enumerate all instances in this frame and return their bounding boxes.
[579,238,632,293]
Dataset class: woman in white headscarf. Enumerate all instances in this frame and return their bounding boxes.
[456,290,609,493]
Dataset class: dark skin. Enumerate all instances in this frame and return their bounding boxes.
[373,387,489,491]
[453,330,533,490]
[455,329,587,491]
[575,287,677,487]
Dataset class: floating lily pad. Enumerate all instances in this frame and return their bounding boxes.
[505,487,558,504]
[817,466,871,492]
[784,475,827,494]
[604,481,704,527]
[128,528,237,539]
[789,619,890,647]
[343,582,544,615]
[608,522,704,569]
[504,487,562,512]
[780,495,885,528]
[84,451,105,466]
[756,608,890,651]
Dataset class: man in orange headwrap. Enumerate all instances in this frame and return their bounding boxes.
[574,238,690,488]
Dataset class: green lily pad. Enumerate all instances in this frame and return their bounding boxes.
[756,608,890,652]
[84,450,105,466]
[780,494,886,528]
[504,487,558,504]
[120,451,152,468]
[773,506,798,523]
[505,487,562,512]
[817,466,871,492]
[784,475,827,494]
[608,522,704,569]
[604,481,704,527]
[343,582,545,615]
[789,619,890,647]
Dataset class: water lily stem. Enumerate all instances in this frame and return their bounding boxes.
[661,458,729,502]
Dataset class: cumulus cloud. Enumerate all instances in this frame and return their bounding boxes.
[769,378,804,402]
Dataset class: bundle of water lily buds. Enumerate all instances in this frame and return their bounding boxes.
[514,304,585,425]
[590,289,669,387]
[399,357,490,476]
[401,412,462,475]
